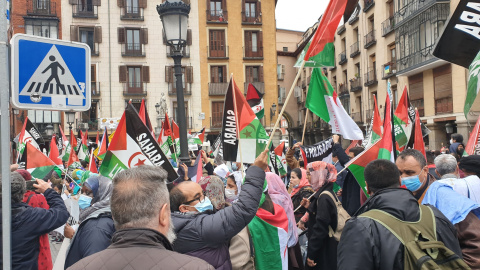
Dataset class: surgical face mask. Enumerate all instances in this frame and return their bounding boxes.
[194,196,214,212]
[450,139,453,144]
[78,194,92,209]
[225,188,238,201]
[292,184,299,188]
[401,173,423,192]
[232,163,238,171]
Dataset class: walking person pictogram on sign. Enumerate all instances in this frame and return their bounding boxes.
[42,55,65,93]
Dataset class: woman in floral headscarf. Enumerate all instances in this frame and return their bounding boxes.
[198,176,226,210]
[302,161,339,270]
[289,168,314,222]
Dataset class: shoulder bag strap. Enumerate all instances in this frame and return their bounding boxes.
[25,193,34,205]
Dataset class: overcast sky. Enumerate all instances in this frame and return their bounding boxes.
[275,1,329,32]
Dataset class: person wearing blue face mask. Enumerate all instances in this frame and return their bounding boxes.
[396,149,434,203]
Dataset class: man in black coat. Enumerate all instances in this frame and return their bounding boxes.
[0,172,69,269]
[338,159,462,269]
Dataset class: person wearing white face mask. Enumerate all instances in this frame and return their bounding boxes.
[225,172,242,204]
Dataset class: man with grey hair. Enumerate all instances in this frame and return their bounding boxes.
[434,154,459,179]
[1,172,69,269]
[68,166,214,270]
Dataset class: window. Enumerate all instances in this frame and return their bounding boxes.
[128,100,142,112]
[207,0,227,21]
[126,0,139,14]
[119,65,149,94]
[245,1,256,18]
[277,64,285,80]
[173,102,190,128]
[210,0,222,16]
[244,30,263,58]
[211,65,226,83]
[70,26,101,55]
[126,29,140,54]
[77,0,94,13]
[72,0,100,18]
[128,67,142,93]
[80,101,98,130]
[242,0,261,23]
[165,66,193,95]
[211,101,224,128]
[91,64,99,95]
[80,28,95,53]
[118,28,147,56]
[119,0,146,20]
[283,47,288,52]
[392,85,398,110]
[246,66,263,83]
[27,110,61,135]
[25,19,58,38]
[208,30,226,57]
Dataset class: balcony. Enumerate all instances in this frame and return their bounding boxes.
[435,97,453,114]
[27,0,56,16]
[243,46,263,59]
[120,7,144,20]
[244,82,265,95]
[72,4,97,18]
[242,12,262,24]
[339,82,348,95]
[168,83,192,96]
[206,10,228,23]
[91,82,100,96]
[121,44,145,57]
[166,46,190,58]
[207,46,229,59]
[209,82,229,96]
[364,30,376,49]
[364,0,375,12]
[210,117,223,129]
[393,0,445,28]
[382,61,397,79]
[76,119,100,132]
[365,109,373,122]
[364,69,378,86]
[338,51,347,65]
[350,42,360,58]
[352,112,363,124]
[337,24,346,35]
[122,83,147,96]
[277,72,285,81]
[382,16,395,37]
[350,77,362,92]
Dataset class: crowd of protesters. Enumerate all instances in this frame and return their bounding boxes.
[3,132,480,269]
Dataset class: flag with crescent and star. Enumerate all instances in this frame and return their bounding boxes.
[221,76,270,164]
[99,103,178,181]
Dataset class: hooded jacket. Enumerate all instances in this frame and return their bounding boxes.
[338,188,462,270]
[171,166,265,270]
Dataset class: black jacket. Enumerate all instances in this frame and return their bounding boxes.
[1,188,69,270]
[333,143,361,215]
[64,208,115,269]
[337,188,462,270]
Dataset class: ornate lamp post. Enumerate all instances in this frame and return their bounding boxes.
[157,0,191,164]
[65,112,76,139]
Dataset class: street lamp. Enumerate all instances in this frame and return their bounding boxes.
[270,103,277,120]
[45,124,54,137]
[445,122,454,134]
[65,112,76,139]
[157,0,191,164]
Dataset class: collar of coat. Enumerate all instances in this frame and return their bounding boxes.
[110,228,174,251]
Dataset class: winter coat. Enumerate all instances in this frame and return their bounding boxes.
[455,212,480,269]
[67,228,214,270]
[291,185,314,222]
[228,227,254,270]
[171,166,266,270]
[64,208,115,269]
[1,188,69,270]
[306,182,338,270]
[333,143,361,215]
[337,188,463,270]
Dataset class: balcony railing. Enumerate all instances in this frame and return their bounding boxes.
[364,30,376,49]
[350,42,360,58]
[243,46,263,59]
[72,4,97,18]
[350,77,362,92]
[435,97,453,114]
[166,46,190,58]
[352,112,363,124]
[207,46,229,59]
[91,82,100,96]
[242,12,262,24]
[411,99,424,117]
[123,83,147,96]
[209,82,229,96]
[364,0,375,12]
[382,16,395,36]
[394,0,438,27]
[168,83,192,96]
[364,69,378,86]
[277,72,285,81]
[337,24,346,35]
[206,10,228,23]
[244,82,265,95]
[365,109,373,122]
[121,6,144,20]
[382,61,397,79]
[338,51,347,65]
[27,0,56,16]
[210,117,223,129]
[339,83,348,95]
[122,44,145,57]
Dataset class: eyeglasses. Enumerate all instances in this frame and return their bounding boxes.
[183,191,206,206]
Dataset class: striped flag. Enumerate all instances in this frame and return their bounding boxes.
[25,143,57,179]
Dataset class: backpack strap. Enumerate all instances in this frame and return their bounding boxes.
[359,205,437,244]
[25,193,34,205]
[320,190,341,237]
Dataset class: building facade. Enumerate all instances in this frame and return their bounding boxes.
[197,0,279,143]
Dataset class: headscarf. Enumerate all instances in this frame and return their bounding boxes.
[231,171,243,196]
[290,168,309,197]
[198,176,226,210]
[266,172,298,247]
[214,164,230,179]
[79,175,113,222]
[459,155,480,177]
[84,173,100,197]
[307,161,337,191]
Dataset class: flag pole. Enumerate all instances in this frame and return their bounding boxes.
[301,109,310,144]
[231,74,246,180]
[265,60,306,151]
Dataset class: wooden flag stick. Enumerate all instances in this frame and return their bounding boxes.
[265,60,306,151]
[301,109,310,144]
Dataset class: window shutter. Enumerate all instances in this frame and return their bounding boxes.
[94,26,102,43]
[187,29,192,46]
[258,31,263,51]
[221,66,227,82]
[256,1,262,16]
[70,25,78,42]
[138,0,147,8]
[245,31,251,50]
[119,66,127,83]
[246,66,252,83]
[141,28,148,44]
[142,66,150,83]
[221,0,227,20]
[118,28,125,44]
[162,29,166,45]
[259,66,264,82]
[186,66,193,83]
[242,0,245,12]
[281,64,285,75]
[91,64,97,82]
[211,66,217,83]
[92,0,101,6]
[117,0,124,7]
[69,0,76,5]
[165,66,173,83]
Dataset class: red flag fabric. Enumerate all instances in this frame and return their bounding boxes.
[274,141,285,157]
[82,130,88,146]
[304,0,348,60]
[139,98,155,135]
[97,127,109,158]
[198,128,205,143]
[345,140,361,154]
[67,143,81,168]
[395,86,410,125]
[88,148,98,173]
[246,83,263,100]
[378,95,394,161]
[372,95,383,137]
[49,135,62,166]
[466,114,480,155]
[26,143,56,169]
[172,120,180,140]
[413,108,426,159]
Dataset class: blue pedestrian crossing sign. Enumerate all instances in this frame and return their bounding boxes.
[11,34,91,111]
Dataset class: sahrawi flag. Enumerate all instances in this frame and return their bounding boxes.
[24,142,57,179]
[393,86,412,149]
[274,142,288,176]
[248,203,289,270]
[246,83,265,119]
[465,50,480,119]
[363,95,383,148]
[17,117,45,162]
[466,114,480,155]
[99,103,178,181]
[306,68,363,140]
[222,76,270,164]
[77,130,90,162]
